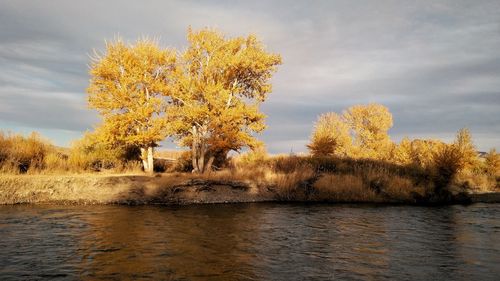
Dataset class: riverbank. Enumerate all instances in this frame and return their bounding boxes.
[1,173,498,205]
[0,174,273,205]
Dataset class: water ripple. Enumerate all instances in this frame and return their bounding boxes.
[0,203,499,280]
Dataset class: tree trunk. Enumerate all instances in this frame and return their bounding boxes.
[140,148,148,172]
[191,125,214,174]
[204,155,215,173]
[192,126,200,173]
[193,151,213,174]
[147,146,154,174]
[141,146,154,174]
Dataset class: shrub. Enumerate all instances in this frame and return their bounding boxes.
[307,112,351,157]
[485,149,500,177]
[430,144,464,191]
[0,132,52,173]
[169,150,193,172]
[43,152,69,172]
[233,146,269,167]
[454,128,480,172]
[68,132,140,172]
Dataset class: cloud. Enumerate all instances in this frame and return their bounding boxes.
[0,0,499,152]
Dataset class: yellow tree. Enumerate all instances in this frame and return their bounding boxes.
[392,137,412,165]
[485,148,500,176]
[343,103,393,159]
[307,112,351,157]
[454,128,479,172]
[87,38,177,173]
[408,139,447,168]
[168,28,281,173]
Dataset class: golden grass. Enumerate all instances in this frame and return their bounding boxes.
[382,176,429,201]
[312,174,379,202]
[155,149,187,160]
[0,165,496,205]
[1,130,497,205]
[454,171,497,193]
[0,173,272,205]
[0,131,146,174]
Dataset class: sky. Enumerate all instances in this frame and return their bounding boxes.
[1,0,499,153]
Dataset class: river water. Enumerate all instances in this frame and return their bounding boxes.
[0,203,499,280]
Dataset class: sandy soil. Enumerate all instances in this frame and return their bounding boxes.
[0,174,274,205]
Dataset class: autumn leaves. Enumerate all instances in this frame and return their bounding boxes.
[87,39,177,172]
[308,104,394,160]
[307,104,486,188]
[87,28,281,173]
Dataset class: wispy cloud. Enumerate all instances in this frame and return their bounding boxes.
[0,0,499,151]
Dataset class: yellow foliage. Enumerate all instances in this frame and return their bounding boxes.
[87,38,177,172]
[168,28,282,172]
[0,131,53,173]
[408,139,447,168]
[454,128,480,172]
[233,145,269,167]
[393,137,413,165]
[68,131,135,172]
[485,148,500,177]
[307,112,351,157]
[343,103,393,159]
[84,29,281,174]
[307,103,393,160]
[43,152,68,171]
[431,144,466,189]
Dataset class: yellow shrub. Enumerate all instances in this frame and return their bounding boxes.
[485,149,500,177]
[0,131,53,173]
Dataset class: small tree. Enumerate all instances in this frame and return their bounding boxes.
[307,112,351,157]
[431,144,464,191]
[87,38,177,173]
[169,28,281,173]
[409,139,447,169]
[343,103,394,159]
[454,128,479,172]
[393,137,412,165]
[485,148,500,177]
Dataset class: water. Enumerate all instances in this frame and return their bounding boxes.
[0,203,499,280]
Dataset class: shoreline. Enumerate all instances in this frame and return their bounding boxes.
[0,174,274,205]
[1,174,499,206]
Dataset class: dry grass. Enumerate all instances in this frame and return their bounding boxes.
[197,155,433,203]
[311,173,429,203]
[382,176,429,201]
[271,168,316,201]
[0,131,145,175]
[312,174,379,202]
[1,130,496,204]
[0,173,273,205]
[0,165,495,205]
[454,171,497,193]
[0,132,51,174]
[155,149,186,160]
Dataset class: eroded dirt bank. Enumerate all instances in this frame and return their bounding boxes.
[0,174,498,205]
[0,174,274,205]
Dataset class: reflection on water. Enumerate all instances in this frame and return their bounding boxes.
[0,203,499,280]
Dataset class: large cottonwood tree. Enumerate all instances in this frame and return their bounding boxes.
[87,38,177,173]
[168,28,281,173]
